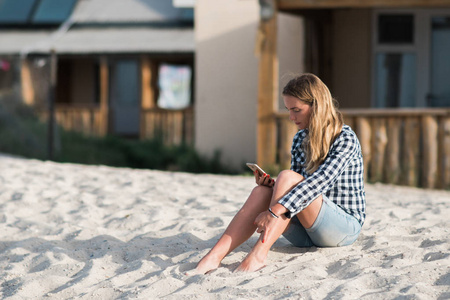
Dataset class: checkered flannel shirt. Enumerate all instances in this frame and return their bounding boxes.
[278,125,366,225]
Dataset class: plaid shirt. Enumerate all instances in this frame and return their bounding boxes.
[278,125,366,225]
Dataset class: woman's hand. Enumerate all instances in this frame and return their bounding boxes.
[254,210,278,243]
[254,171,275,187]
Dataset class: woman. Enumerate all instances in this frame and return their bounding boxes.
[191,73,365,273]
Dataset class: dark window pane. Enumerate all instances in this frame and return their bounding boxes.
[432,16,450,29]
[430,17,450,107]
[378,14,414,44]
[32,0,77,24]
[375,53,416,107]
[0,0,37,24]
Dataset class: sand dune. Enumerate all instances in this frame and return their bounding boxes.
[0,154,449,299]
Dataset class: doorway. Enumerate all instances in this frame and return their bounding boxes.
[109,59,140,137]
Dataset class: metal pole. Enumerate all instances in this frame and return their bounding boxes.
[48,49,57,160]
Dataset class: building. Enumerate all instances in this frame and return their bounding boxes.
[195,0,449,188]
[0,0,194,144]
[0,0,448,188]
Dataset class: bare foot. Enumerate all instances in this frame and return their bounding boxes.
[185,252,221,276]
[234,254,266,273]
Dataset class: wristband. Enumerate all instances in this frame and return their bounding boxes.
[268,207,279,219]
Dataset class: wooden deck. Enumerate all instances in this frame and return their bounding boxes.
[53,104,105,137]
[48,104,448,189]
[276,108,450,189]
[50,105,194,146]
[140,107,194,145]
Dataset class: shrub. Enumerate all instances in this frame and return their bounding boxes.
[0,93,236,174]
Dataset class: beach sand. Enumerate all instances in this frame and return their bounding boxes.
[0,154,449,299]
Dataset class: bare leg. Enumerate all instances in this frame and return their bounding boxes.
[235,170,323,272]
[188,185,273,275]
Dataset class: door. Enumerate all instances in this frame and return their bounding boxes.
[110,59,140,136]
[429,16,450,107]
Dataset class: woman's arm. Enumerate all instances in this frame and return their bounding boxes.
[278,129,361,217]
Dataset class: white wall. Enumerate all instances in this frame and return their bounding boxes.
[195,0,260,170]
[277,12,305,111]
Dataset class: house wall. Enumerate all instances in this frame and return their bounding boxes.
[277,12,305,111]
[195,0,260,170]
[195,1,308,170]
[331,9,372,108]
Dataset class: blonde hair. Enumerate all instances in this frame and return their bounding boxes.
[282,73,343,174]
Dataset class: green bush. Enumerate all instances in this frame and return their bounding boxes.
[0,94,47,159]
[0,94,236,174]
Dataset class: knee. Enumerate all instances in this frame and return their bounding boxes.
[250,185,273,199]
[240,186,272,212]
[276,170,304,184]
[244,185,272,207]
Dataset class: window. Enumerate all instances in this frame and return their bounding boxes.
[375,53,416,107]
[373,9,450,108]
[378,14,414,44]
[430,16,450,107]
[157,64,192,110]
[373,12,418,107]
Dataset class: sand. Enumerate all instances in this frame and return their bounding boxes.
[0,153,449,299]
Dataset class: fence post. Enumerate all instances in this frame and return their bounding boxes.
[422,115,438,188]
[356,117,371,182]
[385,117,401,184]
[47,50,57,160]
[439,117,450,189]
[99,56,109,136]
[403,117,420,186]
[370,118,387,182]
[256,5,278,169]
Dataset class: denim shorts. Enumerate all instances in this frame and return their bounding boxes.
[282,195,362,247]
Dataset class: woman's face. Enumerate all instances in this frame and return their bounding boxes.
[283,95,312,130]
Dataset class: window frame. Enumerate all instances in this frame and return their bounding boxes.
[371,8,421,108]
[372,8,450,108]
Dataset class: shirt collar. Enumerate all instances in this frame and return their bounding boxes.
[298,128,309,138]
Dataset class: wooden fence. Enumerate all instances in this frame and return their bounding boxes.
[53,104,105,136]
[276,108,450,189]
[49,105,194,146]
[140,107,194,145]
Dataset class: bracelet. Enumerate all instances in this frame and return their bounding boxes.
[268,207,279,219]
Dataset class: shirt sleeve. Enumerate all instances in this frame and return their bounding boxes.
[278,130,359,218]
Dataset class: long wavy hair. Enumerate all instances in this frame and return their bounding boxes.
[282,73,343,174]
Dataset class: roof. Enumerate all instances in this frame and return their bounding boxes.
[0,30,52,55]
[0,0,77,26]
[0,0,194,56]
[0,26,194,55]
[71,0,193,24]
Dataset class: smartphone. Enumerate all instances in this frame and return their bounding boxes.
[246,163,267,176]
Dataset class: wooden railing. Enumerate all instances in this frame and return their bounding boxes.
[276,108,450,189]
[140,107,194,145]
[54,104,105,136]
[49,105,194,146]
